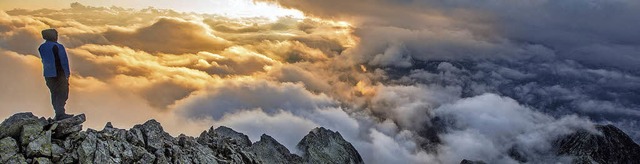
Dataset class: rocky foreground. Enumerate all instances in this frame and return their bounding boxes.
[0,113,364,164]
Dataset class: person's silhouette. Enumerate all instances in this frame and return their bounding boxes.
[38,29,74,121]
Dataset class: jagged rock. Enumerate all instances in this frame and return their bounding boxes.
[26,130,52,158]
[94,139,119,163]
[460,159,486,164]
[177,134,219,164]
[213,126,252,147]
[133,119,175,152]
[33,157,52,164]
[58,151,77,164]
[250,134,302,164]
[20,123,44,146]
[136,152,155,164]
[52,114,86,138]
[130,120,180,163]
[77,131,97,163]
[51,143,65,162]
[0,137,19,162]
[0,112,47,140]
[105,122,113,129]
[0,113,364,164]
[6,154,27,164]
[555,124,640,164]
[126,128,145,147]
[197,127,256,164]
[297,127,364,164]
[53,125,83,139]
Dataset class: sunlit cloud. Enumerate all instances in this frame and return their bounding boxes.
[1,1,639,163]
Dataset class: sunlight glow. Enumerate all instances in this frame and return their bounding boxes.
[0,0,305,20]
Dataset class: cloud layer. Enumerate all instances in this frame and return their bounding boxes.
[1,2,639,164]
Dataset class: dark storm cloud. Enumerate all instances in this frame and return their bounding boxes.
[392,58,640,143]
[261,0,640,139]
[261,0,640,71]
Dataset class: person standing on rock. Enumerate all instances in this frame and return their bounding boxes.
[38,29,74,121]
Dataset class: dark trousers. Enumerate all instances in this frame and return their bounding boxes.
[45,76,68,116]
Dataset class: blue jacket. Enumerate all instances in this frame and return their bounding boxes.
[38,41,70,77]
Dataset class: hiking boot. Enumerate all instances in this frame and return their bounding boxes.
[55,113,74,121]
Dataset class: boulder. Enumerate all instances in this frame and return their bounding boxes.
[33,157,52,164]
[20,123,44,146]
[5,154,27,164]
[52,114,86,138]
[0,112,47,140]
[77,131,97,163]
[132,119,174,152]
[0,137,19,162]
[26,130,52,158]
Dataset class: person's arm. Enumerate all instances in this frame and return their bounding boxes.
[52,45,59,56]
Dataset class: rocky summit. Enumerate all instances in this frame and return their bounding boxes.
[0,112,364,164]
[459,124,640,164]
[555,124,640,164]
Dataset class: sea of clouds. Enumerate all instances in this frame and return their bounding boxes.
[1,1,639,163]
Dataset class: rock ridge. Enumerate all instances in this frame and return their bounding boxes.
[0,112,364,164]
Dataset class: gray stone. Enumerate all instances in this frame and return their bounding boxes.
[0,112,47,140]
[52,114,86,138]
[198,130,256,164]
[51,143,65,162]
[0,113,366,164]
[33,157,53,164]
[112,140,135,163]
[54,114,86,128]
[135,152,155,164]
[213,126,252,147]
[20,123,44,146]
[58,150,77,164]
[297,127,364,164]
[53,125,82,139]
[0,137,19,162]
[5,154,27,164]
[250,134,302,164]
[127,128,145,147]
[154,149,169,164]
[77,131,97,164]
[94,139,118,164]
[178,135,219,164]
[26,130,52,158]
[133,119,174,152]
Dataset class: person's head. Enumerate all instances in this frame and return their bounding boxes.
[41,29,58,42]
